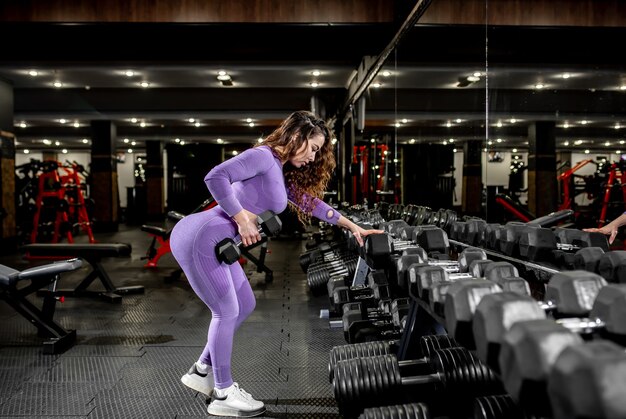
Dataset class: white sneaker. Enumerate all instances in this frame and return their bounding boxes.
[181,363,214,396]
[207,382,265,417]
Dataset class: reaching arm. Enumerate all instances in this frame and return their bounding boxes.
[583,212,626,244]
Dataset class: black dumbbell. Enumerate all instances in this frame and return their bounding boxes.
[328,334,458,383]
[332,346,503,418]
[500,319,626,418]
[473,275,625,373]
[473,394,534,419]
[359,402,431,419]
[342,298,409,343]
[215,210,282,264]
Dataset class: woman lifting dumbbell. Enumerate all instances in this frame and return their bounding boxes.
[169,110,383,417]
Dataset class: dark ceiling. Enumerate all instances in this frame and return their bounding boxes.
[1,22,625,153]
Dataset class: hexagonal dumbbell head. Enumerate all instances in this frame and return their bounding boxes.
[589,283,626,336]
[443,279,502,349]
[216,238,241,264]
[598,250,626,283]
[473,291,547,373]
[457,247,487,273]
[547,340,626,419]
[258,210,282,236]
[545,270,607,316]
[499,319,583,416]
[573,247,605,273]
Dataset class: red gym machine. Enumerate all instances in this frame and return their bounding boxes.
[30,160,95,244]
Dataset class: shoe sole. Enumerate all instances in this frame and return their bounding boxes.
[181,374,213,397]
[207,405,266,417]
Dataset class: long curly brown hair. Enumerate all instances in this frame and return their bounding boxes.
[255,110,336,225]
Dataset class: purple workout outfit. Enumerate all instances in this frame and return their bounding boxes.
[170,145,339,388]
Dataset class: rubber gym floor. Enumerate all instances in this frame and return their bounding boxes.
[0,224,346,418]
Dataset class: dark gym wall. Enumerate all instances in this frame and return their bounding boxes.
[1,0,625,26]
[166,143,224,214]
[401,144,454,210]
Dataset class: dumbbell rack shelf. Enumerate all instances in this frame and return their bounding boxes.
[449,239,559,282]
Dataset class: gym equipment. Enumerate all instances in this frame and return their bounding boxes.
[499,319,626,418]
[328,334,458,383]
[341,297,409,343]
[359,403,430,419]
[21,243,140,303]
[329,269,389,314]
[473,395,533,419]
[141,197,216,268]
[473,275,625,373]
[332,346,503,418]
[597,250,626,283]
[215,210,282,264]
[0,258,83,354]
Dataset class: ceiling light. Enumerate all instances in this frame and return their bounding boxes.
[128,149,133,153]
[257,138,263,143]
[496,122,503,127]
[534,83,545,89]
[18,122,27,128]
[445,122,452,127]
[512,148,518,152]
[82,138,89,143]
[123,138,129,143]
[73,122,80,128]
[232,151,238,156]
[194,122,201,127]
[331,138,338,145]
[131,118,138,123]
[54,141,60,146]
[381,71,392,77]
[401,119,408,124]
[139,81,150,88]
[616,150,622,154]
[62,149,68,154]
[371,82,382,88]
[510,118,517,123]
[42,139,51,145]
[216,138,224,144]
[188,118,195,123]
[53,81,63,88]
[620,140,625,145]
[616,124,622,129]
[131,141,136,146]
[575,140,583,145]
[605,141,611,146]
[309,81,319,88]
[24,149,30,154]
[409,139,416,144]
[125,70,135,77]
[248,122,255,127]
[453,148,457,153]
[140,122,146,127]
[59,119,67,124]
[563,122,570,128]
[496,138,503,143]
[580,120,588,125]
[562,73,571,79]
[246,118,253,123]
[584,149,590,154]
[620,85,626,90]
[455,119,462,123]
[28,70,39,77]
[467,75,480,82]
[563,141,569,146]
[174,138,181,143]
[311,70,321,77]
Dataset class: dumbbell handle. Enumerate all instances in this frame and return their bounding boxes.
[556,317,605,333]
[557,243,581,251]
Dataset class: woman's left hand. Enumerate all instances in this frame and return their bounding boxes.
[350,226,385,247]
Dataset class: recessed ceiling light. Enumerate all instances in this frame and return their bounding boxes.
[18,122,27,128]
[128,148,133,153]
[82,138,89,144]
[561,73,571,79]
[24,149,30,154]
[311,70,321,77]
[139,82,150,88]
[381,71,392,77]
[534,83,545,89]
[125,70,135,77]
[123,138,129,143]
[309,81,319,88]
[53,81,63,88]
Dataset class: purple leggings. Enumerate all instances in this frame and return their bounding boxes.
[170,207,256,388]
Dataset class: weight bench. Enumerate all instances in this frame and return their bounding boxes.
[0,258,83,354]
[21,243,142,303]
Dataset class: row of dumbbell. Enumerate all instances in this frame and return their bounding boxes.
[330,265,626,419]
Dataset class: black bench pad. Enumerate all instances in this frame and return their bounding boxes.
[22,243,132,258]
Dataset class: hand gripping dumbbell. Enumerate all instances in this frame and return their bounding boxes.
[332,345,503,418]
[215,210,282,264]
[328,334,459,383]
[499,319,626,419]
[472,272,626,374]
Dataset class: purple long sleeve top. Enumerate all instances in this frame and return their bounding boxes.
[204,145,340,225]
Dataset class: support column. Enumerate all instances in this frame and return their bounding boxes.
[0,78,16,252]
[90,120,119,232]
[528,122,558,217]
[145,140,164,221]
[340,112,356,203]
[462,139,482,216]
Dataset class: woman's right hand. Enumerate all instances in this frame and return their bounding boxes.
[232,209,261,247]
[583,225,618,244]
